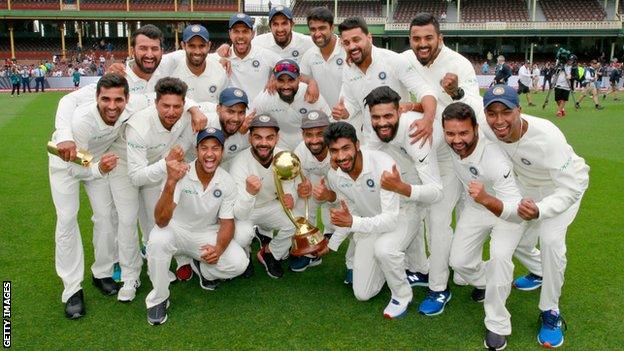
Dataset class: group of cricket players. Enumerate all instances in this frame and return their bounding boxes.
[47,6,589,350]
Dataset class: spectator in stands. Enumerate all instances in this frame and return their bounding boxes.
[439,11,447,22]
[542,62,553,91]
[494,55,511,85]
[99,55,106,66]
[481,61,489,74]
[517,60,536,106]
[20,65,32,93]
[10,67,20,97]
[0,69,5,78]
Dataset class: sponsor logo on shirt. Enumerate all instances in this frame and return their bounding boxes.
[183,188,199,195]
[559,156,572,171]
[469,166,479,176]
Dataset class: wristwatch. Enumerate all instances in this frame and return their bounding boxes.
[451,87,465,100]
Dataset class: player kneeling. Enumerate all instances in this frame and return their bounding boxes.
[145,128,249,325]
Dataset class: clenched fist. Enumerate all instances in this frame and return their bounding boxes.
[246,175,262,196]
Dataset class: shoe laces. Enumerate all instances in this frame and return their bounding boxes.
[425,290,444,301]
[527,273,542,281]
[540,311,568,331]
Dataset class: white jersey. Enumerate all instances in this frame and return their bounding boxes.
[366,111,443,205]
[518,65,532,87]
[169,55,228,103]
[170,163,236,233]
[450,136,522,221]
[299,37,346,107]
[326,150,400,250]
[293,142,331,184]
[225,46,282,103]
[202,107,250,163]
[251,82,331,150]
[341,46,435,139]
[493,114,589,219]
[125,105,194,188]
[252,31,314,63]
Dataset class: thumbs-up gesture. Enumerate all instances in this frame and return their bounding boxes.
[331,97,350,120]
[313,177,336,202]
[380,164,405,194]
[330,200,353,227]
[297,178,312,199]
[165,145,185,162]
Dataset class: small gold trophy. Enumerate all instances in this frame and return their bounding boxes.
[272,151,328,256]
[47,141,93,167]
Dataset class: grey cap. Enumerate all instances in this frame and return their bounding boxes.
[301,110,330,129]
[249,114,280,131]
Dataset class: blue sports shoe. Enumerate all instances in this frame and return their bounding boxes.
[289,256,322,272]
[344,269,353,285]
[112,263,121,283]
[418,289,452,316]
[538,310,567,348]
[514,273,543,291]
[406,270,428,287]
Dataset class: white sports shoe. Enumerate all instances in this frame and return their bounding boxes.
[383,298,410,319]
[117,280,141,302]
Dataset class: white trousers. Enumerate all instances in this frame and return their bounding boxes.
[449,205,525,335]
[352,205,417,304]
[404,205,429,274]
[513,194,583,311]
[294,197,334,235]
[249,202,296,260]
[145,223,249,308]
[49,160,116,302]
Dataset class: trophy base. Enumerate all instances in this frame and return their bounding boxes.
[289,217,328,257]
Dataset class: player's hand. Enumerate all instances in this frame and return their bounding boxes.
[468,181,490,204]
[304,79,320,103]
[219,57,232,76]
[215,43,231,58]
[200,244,224,265]
[399,102,423,114]
[518,198,539,220]
[246,175,262,195]
[330,200,353,227]
[239,109,256,135]
[98,152,119,174]
[381,164,404,194]
[264,75,277,95]
[166,145,185,162]
[409,116,434,147]
[313,177,335,202]
[106,63,126,76]
[282,193,295,210]
[297,178,312,198]
[56,140,77,162]
[165,158,189,182]
[331,97,349,120]
[189,106,208,132]
[440,72,460,97]
[315,245,330,257]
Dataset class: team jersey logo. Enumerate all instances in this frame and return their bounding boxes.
[521,158,532,165]
[378,71,387,80]
[229,144,238,151]
[292,50,299,57]
[366,179,375,188]
[336,58,344,66]
[213,189,222,198]
[299,108,308,114]
[209,85,217,93]
[469,166,479,176]
[252,60,260,68]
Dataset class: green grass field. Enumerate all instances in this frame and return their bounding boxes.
[1,91,622,350]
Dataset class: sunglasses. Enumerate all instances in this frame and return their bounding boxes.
[274,63,299,75]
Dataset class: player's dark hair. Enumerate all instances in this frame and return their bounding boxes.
[307,7,334,26]
[96,73,129,97]
[441,102,477,128]
[324,121,358,146]
[131,24,162,48]
[364,86,401,110]
[338,17,368,35]
[410,12,440,34]
[155,77,187,101]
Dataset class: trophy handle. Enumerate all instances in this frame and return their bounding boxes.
[273,171,298,227]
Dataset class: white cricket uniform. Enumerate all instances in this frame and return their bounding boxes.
[145,164,248,308]
[401,45,483,291]
[169,55,228,103]
[230,148,298,260]
[340,46,436,143]
[251,82,331,151]
[49,103,129,302]
[367,112,444,276]
[447,136,526,336]
[225,46,282,104]
[299,37,346,108]
[252,31,314,64]
[495,114,589,312]
[518,65,533,88]
[326,150,412,304]
[201,108,250,171]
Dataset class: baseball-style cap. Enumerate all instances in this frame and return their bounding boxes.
[229,13,254,29]
[219,87,249,107]
[273,59,300,79]
[182,24,209,43]
[268,5,293,22]
[301,110,330,129]
[483,84,520,109]
[249,114,280,131]
[197,127,226,146]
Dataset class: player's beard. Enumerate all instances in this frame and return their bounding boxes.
[373,123,398,142]
[336,152,357,173]
[220,118,241,137]
[274,32,292,48]
[314,33,332,49]
[449,136,477,158]
[252,144,275,165]
[134,54,161,74]
[305,141,326,156]
[277,87,297,104]
[186,51,207,68]
[415,43,440,66]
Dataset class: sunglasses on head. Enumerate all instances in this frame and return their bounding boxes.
[274,63,299,74]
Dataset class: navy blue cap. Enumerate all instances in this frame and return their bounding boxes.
[197,127,226,146]
[268,5,293,22]
[219,87,249,107]
[483,84,520,109]
[229,13,254,29]
[183,24,209,43]
[273,59,300,79]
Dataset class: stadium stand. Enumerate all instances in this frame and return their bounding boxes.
[129,0,175,12]
[292,1,334,17]
[460,0,529,22]
[193,0,238,12]
[11,0,59,10]
[0,0,7,9]
[393,0,447,23]
[80,0,126,11]
[338,1,382,18]
[540,0,606,21]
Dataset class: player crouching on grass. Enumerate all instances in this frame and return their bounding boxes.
[145,128,248,326]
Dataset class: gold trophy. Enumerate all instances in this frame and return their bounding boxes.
[272,151,328,257]
[46,141,93,167]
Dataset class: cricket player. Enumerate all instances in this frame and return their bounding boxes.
[230,115,300,278]
[146,128,248,325]
[442,102,526,351]
[49,74,130,319]
[252,6,314,63]
[251,59,331,151]
[314,122,413,319]
[484,85,589,348]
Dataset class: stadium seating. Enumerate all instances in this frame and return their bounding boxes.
[80,0,126,11]
[460,0,528,22]
[130,0,175,12]
[11,0,59,10]
[540,0,606,21]
[292,0,382,18]
[292,1,334,17]
[393,0,447,23]
[193,0,238,12]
